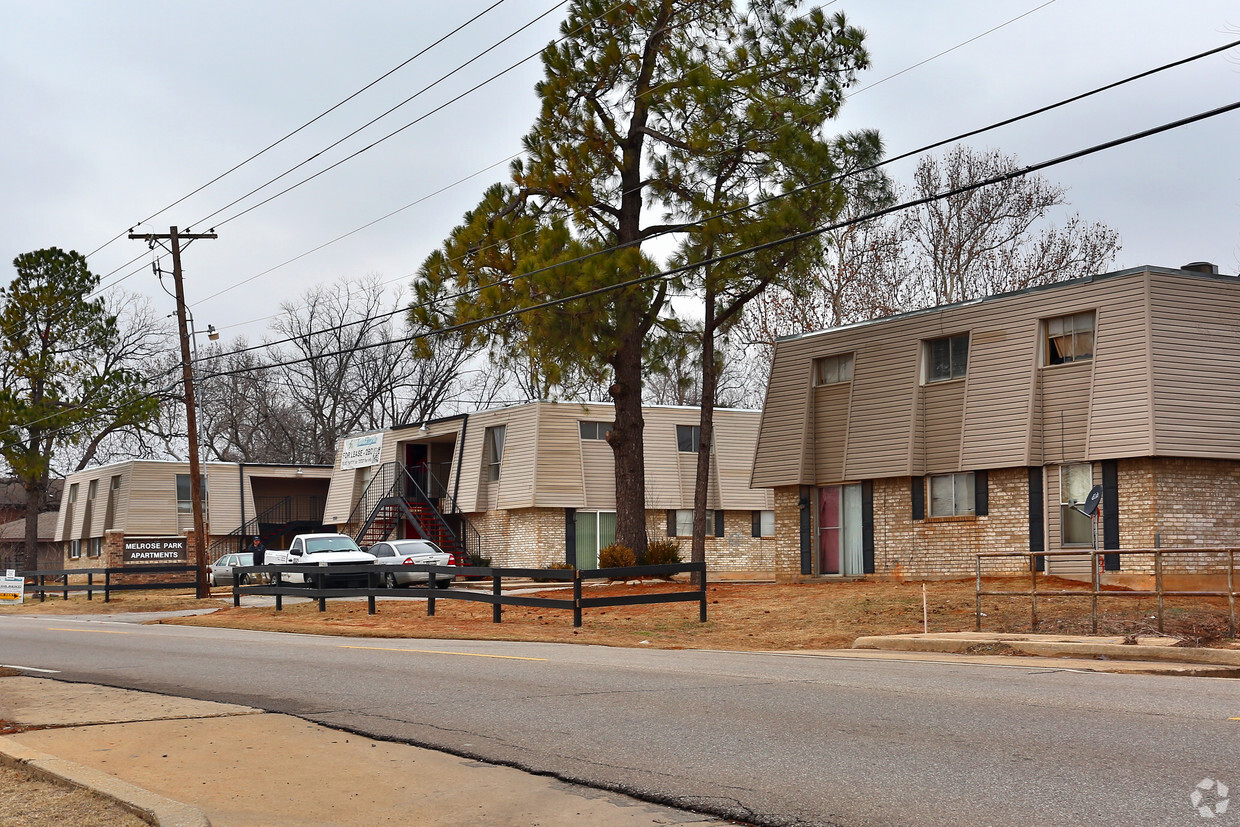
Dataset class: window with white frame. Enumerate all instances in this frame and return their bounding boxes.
[753,509,775,538]
[1046,311,1095,365]
[672,509,720,537]
[1060,463,1094,545]
[578,421,612,440]
[813,353,854,386]
[175,474,207,514]
[86,537,102,558]
[485,425,506,482]
[68,539,81,559]
[924,333,969,383]
[928,472,975,517]
[676,424,700,453]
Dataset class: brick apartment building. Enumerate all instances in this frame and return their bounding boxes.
[751,263,1240,582]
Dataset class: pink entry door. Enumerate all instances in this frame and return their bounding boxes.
[819,485,862,576]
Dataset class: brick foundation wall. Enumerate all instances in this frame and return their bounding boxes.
[644,510,775,572]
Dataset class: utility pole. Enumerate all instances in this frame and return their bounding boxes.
[130,226,217,598]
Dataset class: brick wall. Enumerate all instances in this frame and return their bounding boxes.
[644,509,776,572]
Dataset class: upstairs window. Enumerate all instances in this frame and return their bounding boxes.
[485,425,506,482]
[87,478,98,501]
[1046,312,1095,365]
[175,474,207,514]
[813,353,854,386]
[924,333,969,383]
[578,421,612,440]
[676,424,700,453]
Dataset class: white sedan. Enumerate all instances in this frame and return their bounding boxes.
[367,540,455,589]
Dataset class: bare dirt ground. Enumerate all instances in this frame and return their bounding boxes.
[5,578,1235,649]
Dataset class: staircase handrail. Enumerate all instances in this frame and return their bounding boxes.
[420,466,482,562]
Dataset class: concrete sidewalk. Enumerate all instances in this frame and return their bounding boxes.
[0,676,724,827]
[850,631,1240,676]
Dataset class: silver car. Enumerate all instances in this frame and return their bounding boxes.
[208,552,254,587]
[368,540,454,589]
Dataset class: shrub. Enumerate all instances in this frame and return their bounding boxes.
[599,543,636,568]
[534,561,574,582]
[644,539,682,566]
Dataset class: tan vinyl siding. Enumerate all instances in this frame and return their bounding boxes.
[642,408,688,509]
[1148,273,1240,457]
[812,383,850,484]
[124,463,183,535]
[494,408,538,510]
[714,409,771,509]
[1083,278,1153,458]
[959,326,1036,469]
[916,380,966,475]
[844,338,920,478]
[1038,362,1092,465]
[205,465,242,535]
[579,441,614,508]
[534,407,587,506]
[751,340,812,487]
[456,421,487,513]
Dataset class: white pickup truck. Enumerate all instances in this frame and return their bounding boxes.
[265,533,375,586]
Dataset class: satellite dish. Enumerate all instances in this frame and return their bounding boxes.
[1078,484,1103,517]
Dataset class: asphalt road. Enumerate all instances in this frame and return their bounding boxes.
[1,614,1237,826]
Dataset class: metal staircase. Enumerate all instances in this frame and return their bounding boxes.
[208,495,326,558]
[348,462,480,563]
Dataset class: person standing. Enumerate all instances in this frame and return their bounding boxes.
[243,535,266,584]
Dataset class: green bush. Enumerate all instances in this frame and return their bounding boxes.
[644,539,682,566]
[599,543,636,568]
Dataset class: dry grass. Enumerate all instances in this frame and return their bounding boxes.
[0,763,146,827]
[156,577,1237,650]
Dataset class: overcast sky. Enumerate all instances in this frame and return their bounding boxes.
[2,1,1237,345]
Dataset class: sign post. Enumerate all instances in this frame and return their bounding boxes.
[0,570,25,605]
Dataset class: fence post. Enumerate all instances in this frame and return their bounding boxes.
[1030,554,1038,631]
[315,571,326,613]
[1090,551,1098,635]
[367,569,376,616]
[698,562,707,623]
[1155,548,1165,634]
[1228,549,1235,639]
[87,571,94,602]
[492,573,502,624]
[104,570,111,603]
[975,556,981,631]
[573,569,582,628]
[233,577,241,608]
[427,570,436,617]
[275,571,283,612]
[62,572,69,600]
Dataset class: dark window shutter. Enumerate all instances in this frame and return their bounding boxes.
[565,508,577,568]
[799,487,812,575]
[862,481,875,575]
[911,477,925,520]
[714,510,725,537]
[1102,460,1120,571]
[751,510,761,538]
[1028,467,1045,572]
[666,509,676,538]
[974,471,989,517]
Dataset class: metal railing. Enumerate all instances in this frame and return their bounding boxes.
[232,561,707,628]
[975,548,1238,636]
[350,462,481,562]
[208,495,326,557]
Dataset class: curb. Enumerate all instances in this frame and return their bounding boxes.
[0,736,210,827]
[851,633,1240,671]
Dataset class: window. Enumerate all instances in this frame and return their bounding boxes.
[86,537,102,558]
[1046,311,1095,365]
[676,424,700,453]
[752,509,775,538]
[813,353,854,386]
[574,511,616,569]
[67,483,78,504]
[1060,463,1094,545]
[87,479,98,501]
[924,333,969,383]
[671,509,721,538]
[578,421,612,440]
[175,474,207,514]
[68,540,81,559]
[819,485,863,575]
[928,472,975,517]
[485,425,506,482]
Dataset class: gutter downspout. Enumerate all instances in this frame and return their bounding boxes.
[452,415,469,510]
[238,463,246,533]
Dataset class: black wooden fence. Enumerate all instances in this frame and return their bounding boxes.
[15,566,199,602]
[232,561,708,628]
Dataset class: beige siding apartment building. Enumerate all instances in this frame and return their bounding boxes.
[53,460,332,569]
[324,401,775,571]
[752,264,1240,582]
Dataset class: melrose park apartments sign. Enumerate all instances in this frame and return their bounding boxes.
[122,537,188,565]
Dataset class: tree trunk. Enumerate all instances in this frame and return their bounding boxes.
[21,475,43,572]
[609,325,648,561]
[691,279,718,583]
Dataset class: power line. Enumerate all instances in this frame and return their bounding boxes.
[194,40,1240,361]
[82,0,515,261]
[190,98,1240,384]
